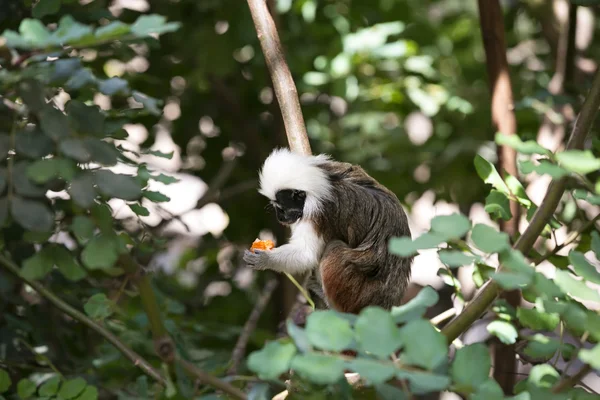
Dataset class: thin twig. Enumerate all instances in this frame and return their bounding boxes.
[178,358,247,400]
[0,253,167,385]
[552,364,592,393]
[246,0,312,155]
[227,278,279,375]
[534,213,600,264]
[430,308,457,326]
[442,66,600,343]
[196,156,240,209]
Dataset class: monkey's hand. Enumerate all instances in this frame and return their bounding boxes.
[243,249,271,271]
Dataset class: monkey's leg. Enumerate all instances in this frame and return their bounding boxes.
[304,272,330,310]
[319,240,382,314]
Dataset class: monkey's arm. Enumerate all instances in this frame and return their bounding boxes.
[244,221,324,275]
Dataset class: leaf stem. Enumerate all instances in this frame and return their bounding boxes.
[0,253,167,385]
[442,66,600,342]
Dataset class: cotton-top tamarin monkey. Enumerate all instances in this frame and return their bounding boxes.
[243,148,413,314]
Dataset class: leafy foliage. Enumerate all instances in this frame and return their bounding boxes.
[1,0,599,399]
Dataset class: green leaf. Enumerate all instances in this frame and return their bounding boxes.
[499,249,534,275]
[39,376,60,396]
[13,161,47,197]
[98,78,129,96]
[554,269,600,302]
[492,270,532,289]
[129,203,150,217]
[470,224,510,253]
[505,174,532,207]
[430,213,471,239]
[355,307,402,358]
[95,21,130,40]
[81,234,120,270]
[27,158,76,184]
[485,190,512,220]
[60,138,91,162]
[347,359,396,384]
[95,170,142,201]
[132,91,162,115]
[21,248,53,280]
[2,30,32,49]
[11,196,54,232]
[517,307,559,331]
[375,384,408,400]
[17,378,36,399]
[152,173,179,184]
[69,173,97,208]
[52,245,86,281]
[472,263,495,287]
[578,343,600,369]
[555,150,600,175]
[528,364,560,388]
[143,190,170,203]
[0,369,11,393]
[66,100,105,136]
[39,105,71,140]
[65,68,96,90]
[450,343,490,392]
[474,154,510,194]
[388,232,447,257]
[19,18,52,47]
[569,251,600,284]
[130,14,181,36]
[83,139,118,166]
[286,320,311,353]
[305,310,354,352]
[83,293,113,321]
[57,377,86,399]
[145,150,174,159]
[398,319,447,369]
[520,160,570,179]
[247,341,297,380]
[395,370,450,394]
[18,79,46,112]
[495,132,550,155]
[290,353,346,385]
[52,15,93,44]
[391,286,439,323]
[471,378,504,400]
[15,126,54,159]
[487,320,518,344]
[74,386,98,400]
[32,0,61,18]
[438,250,475,267]
[523,334,560,359]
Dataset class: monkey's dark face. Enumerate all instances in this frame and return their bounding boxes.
[273,189,306,225]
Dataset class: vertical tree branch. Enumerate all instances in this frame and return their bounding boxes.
[477,0,520,392]
[246,0,312,155]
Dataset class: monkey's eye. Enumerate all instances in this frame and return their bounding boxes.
[292,190,306,200]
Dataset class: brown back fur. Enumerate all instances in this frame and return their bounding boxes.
[311,160,413,314]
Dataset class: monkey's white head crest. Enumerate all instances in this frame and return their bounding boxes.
[258,148,332,217]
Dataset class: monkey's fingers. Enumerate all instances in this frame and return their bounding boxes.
[243,249,265,267]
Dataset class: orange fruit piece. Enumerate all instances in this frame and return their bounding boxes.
[250,239,275,252]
